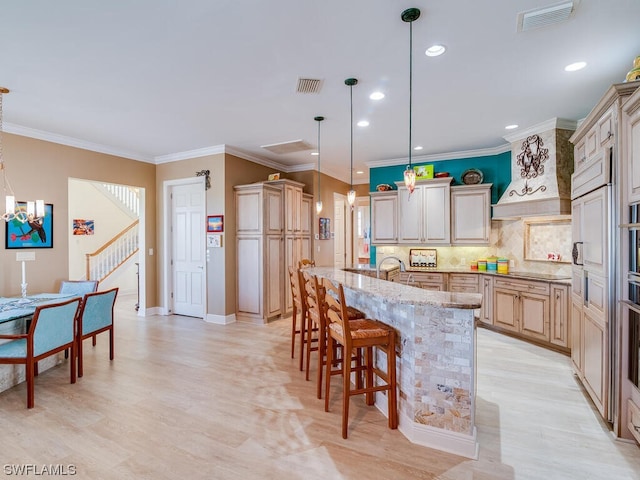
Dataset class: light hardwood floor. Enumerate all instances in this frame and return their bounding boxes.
[0,295,638,479]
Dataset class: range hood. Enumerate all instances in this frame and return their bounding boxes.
[492,118,576,220]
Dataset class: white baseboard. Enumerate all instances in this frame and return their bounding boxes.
[205,313,236,325]
[142,306,164,317]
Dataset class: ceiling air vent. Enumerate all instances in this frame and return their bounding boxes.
[296,77,323,94]
[517,1,574,32]
[261,139,313,155]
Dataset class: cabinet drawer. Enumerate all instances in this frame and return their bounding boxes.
[405,272,445,283]
[628,399,640,445]
[493,278,550,295]
[449,273,479,287]
[450,285,479,293]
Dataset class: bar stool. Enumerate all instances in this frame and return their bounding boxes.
[287,266,309,371]
[323,278,398,439]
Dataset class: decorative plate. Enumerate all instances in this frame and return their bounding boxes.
[461,168,483,185]
[376,184,393,191]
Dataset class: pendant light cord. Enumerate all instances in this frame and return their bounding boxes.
[349,83,354,189]
[408,19,413,170]
[317,119,321,196]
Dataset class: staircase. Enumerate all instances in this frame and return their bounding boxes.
[86,220,139,282]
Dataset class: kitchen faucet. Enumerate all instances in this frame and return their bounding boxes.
[376,255,406,278]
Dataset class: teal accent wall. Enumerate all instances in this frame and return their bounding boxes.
[368,151,512,264]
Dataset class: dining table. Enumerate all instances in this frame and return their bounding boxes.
[0,293,80,326]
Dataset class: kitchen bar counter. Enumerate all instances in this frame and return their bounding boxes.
[308,267,481,458]
[345,264,571,285]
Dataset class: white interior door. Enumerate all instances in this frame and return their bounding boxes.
[334,194,352,268]
[171,183,205,317]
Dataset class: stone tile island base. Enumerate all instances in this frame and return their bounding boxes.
[309,267,481,459]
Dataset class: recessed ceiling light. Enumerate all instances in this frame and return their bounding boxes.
[565,61,586,72]
[356,170,364,175]
[357,120,369,127]
[425,45,446,57]
[414,145,423,151]
[311,151,319,156]
[505,124,519,130]
[370,91,385,100]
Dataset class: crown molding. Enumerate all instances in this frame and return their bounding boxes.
[154,145,226,164]
[222,145,290,171]
[503,117,577,143]
[365,143,511,168]
[3,122,154,162]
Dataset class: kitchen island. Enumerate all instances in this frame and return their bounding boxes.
[308,267,482,458]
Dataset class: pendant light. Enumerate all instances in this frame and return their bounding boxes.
[345,78,357,207]
[0,87,45,223]
[314,115,324,214]
[402,8,420,194]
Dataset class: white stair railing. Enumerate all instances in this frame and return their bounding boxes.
[100,183,140,218]
[86,220,139,282]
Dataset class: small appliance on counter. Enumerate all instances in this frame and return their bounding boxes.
[409,248,437,268]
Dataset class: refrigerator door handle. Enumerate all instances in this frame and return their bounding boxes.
[584,271,589,306]
[572,241,584,266]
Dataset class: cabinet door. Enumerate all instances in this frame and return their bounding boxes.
[265,235,282,319]
[571,297,583,375]
[550,284,569,349]
[284,185,301,235]
[265,189,283,235]
[236,190,263,234]
[300,195,312,235]
[371,193,398,244]
[236,235,263,316]
[519,291,550,341]
[493,288,519,333]
[480,276,493,325]
[582,309,608,418]
[581,186,609,274]
[626,93,640,203]
[451,185,491,245]
[398,187,423,243]
[423,183,450,244]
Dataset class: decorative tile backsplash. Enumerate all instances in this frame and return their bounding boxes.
[375,218,572,277]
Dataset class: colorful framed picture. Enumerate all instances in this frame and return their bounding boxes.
[207,215,224,233]
[73,219,95,235]
[319,217,330,240]
[5,202,54,249]
[413,164,434,180]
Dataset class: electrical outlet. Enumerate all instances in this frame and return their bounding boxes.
[461,257,466,265]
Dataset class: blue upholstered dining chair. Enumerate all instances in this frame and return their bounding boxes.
[0,297,81,408]
[76,287,118,377]
[59,280,99,296]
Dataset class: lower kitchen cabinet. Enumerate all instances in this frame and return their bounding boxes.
[493,278,550,338]
[582,308,608,417]
[550,284,570,349]
[399,271,447,291]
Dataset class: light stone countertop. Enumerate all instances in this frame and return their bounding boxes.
[344,264,572,285]
[308,267,482,309]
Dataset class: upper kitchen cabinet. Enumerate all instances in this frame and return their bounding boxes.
[571,82,639,200]
[451,184,492,245]
[623,87,640,203]
[397,177,452,245]
[370,190,398,244]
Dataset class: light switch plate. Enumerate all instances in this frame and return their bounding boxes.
[16,251,36,261]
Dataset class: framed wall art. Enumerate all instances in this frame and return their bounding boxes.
[207,215,224,233]
[73,219,95,235]
[319,217,330,240]
[5,202,54,249]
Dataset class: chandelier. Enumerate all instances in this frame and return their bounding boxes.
[0,87,45,223]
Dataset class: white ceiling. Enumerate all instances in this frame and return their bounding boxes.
[1,0,639,184]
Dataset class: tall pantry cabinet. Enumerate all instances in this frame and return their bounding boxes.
[570,82,638,428]
[234,179,311,323]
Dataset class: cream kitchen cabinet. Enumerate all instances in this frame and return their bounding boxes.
[550,284,570,349]
[448,273,479,293]
[493,277,550,344]
[479,275,493,325]
[451,184,492,245]
[623,86,640,203]
[397,177,452,245]
[235,179,311,323]
[370,191,398,244]
[399,271,447,291]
